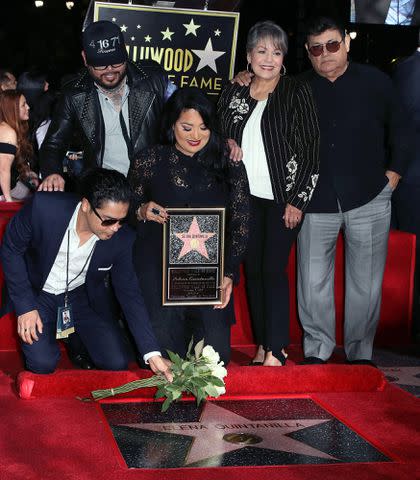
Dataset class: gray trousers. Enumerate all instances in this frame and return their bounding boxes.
[297,184,392,361]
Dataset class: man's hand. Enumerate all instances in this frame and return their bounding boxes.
[148,355,173,382]
[283,203,303,229]
[227,138,243,163]
[385,170,401,191]
[17,310,43,344]
[231,70,253,87]
[214,276,233,309]
[38,174,65,192]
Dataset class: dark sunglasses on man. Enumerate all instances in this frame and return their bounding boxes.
[308,39,343,57]
[90,203,127,226]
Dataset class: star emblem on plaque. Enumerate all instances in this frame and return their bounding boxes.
[163,208,225,306]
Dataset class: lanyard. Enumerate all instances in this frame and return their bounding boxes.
[64,231,96,307]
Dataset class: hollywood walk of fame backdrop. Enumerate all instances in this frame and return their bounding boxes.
[93,2,240,95]
[100,397,391,469]
[162,208,225,305]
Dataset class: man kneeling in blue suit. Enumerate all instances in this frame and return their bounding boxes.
[1,168,172,379]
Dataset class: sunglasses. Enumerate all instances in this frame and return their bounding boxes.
[92,62,125,71]
[90,204,127,227]
[308,40,343,57]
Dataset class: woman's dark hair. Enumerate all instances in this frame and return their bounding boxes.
[305,16,346,40]
[17,71,55,148]
[78,167,133,209]
[0,90,33,177]
[161,87,228,174]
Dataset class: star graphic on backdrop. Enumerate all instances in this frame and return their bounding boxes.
[112,17,116,22]
[137,24,141,29]
[174,216,215,260]
[214,29,221,36]
[120,402,337,466]
[381,366,420,387]
[183,18,201,36]
[161,27,175,41]
[131,36,135,41]
[120,24,128,32]
[192,38,225,73]
[144,35,152,43]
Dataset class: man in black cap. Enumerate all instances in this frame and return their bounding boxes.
[38,20,176,191]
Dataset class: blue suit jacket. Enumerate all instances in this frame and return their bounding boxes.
[0,192,160,356]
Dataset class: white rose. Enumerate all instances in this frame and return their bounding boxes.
[214,385,226,396]
[202,345,220,364]
[211,364,227,380]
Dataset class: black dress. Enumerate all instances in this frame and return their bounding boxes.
[128,144,249,364]
[0,142,18,196]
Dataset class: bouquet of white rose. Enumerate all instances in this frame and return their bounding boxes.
[91,340,227,412]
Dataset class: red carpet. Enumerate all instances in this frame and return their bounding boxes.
[1,361,420,480]
[15,364,386,399]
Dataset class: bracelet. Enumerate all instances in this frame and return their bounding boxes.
[137,205,146,223]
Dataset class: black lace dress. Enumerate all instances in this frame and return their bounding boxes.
[128,144,250,363]
[0,142,18,196]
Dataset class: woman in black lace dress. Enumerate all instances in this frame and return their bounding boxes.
[128,88,249,364]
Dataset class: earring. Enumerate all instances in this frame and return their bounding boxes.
[280,64,287,76]
[247,62,253,73]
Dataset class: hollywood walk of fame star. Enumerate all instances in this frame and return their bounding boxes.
[192,38,225,73]
[120,24,128,32]
[120,402,337,466]
[381,366,420,387]
[183,18,201,36]
[174,217,215,260]
[144,35,152,43]
[161,27,175,41]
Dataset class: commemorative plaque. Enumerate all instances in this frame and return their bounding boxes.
[162,207,225,306]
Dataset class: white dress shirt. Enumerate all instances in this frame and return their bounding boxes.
[241,99,274,200]
[43,203,98,294]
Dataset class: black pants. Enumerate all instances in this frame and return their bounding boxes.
[146,303,233,365]
[244,196,301,353]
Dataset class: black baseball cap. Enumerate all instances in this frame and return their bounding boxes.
[82,21,128,67]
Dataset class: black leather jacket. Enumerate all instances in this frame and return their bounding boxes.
[39,61,170,178]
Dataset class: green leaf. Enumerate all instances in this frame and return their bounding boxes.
[167,350,183,366]
[204,385,220,397]
[206,376,225,387]
[190,377,208,388]
[194,339,205,359]
[154,388,167,399]
[186,336,194,357]
[196,389,206,405]
[161,397,173,412]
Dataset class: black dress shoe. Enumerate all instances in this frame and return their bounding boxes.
[69,353,95,370]
[346,359,377,368]
[300,356,326,365]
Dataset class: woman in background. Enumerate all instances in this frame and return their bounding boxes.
[218,20,320,366]
[0,90,39,202]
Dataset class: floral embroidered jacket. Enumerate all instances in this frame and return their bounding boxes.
[217,77,320,211]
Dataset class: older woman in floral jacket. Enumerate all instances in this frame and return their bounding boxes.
[218,20,320,366]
